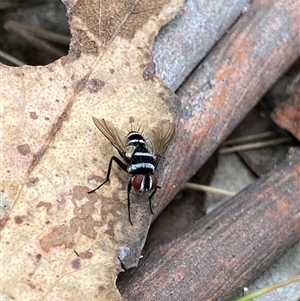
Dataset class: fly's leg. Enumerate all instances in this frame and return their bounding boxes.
[127,181,133,226]
[148,185,161,214]
[88,156,127,194]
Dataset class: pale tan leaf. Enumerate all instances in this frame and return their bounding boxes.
[0,0,183,300]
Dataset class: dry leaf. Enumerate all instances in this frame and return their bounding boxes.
[271,88,300,141]
[0,0,183,300]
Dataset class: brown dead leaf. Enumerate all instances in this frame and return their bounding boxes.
[0,0,183,300]
[271,89,300,141]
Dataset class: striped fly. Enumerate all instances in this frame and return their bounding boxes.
[88,117,175,225]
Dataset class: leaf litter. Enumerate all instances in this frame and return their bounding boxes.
[0,0,183,300]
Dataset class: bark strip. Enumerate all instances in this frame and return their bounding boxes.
[119,148,300,300]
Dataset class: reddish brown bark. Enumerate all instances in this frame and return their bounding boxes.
[118,0,300,299]
[157,0,300,216]
[118,148,300,300]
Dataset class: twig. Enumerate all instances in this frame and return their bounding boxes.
[5,21,67,58]
[184,182,236,196]
[219,137,291,154]
[5,20,70,45]
[221,131,277,146]
[0,50,25,66]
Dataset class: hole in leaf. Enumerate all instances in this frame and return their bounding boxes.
[0,0,70,66]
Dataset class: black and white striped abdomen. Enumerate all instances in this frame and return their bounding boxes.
[126,131,156,175]
[127,131,146,147]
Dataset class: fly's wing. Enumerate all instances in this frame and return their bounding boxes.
[92,117,127,159]
[149,120,175,158]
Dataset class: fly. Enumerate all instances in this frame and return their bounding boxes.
[88,117,175,225]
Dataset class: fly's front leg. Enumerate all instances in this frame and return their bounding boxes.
[88,156,127,194]
[148,185,161,214]
[127,181,133,226]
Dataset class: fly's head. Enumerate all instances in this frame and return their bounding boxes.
[131,174,157,193]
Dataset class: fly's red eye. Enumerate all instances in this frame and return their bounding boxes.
[132,175,144,191]
[150,175,157,189]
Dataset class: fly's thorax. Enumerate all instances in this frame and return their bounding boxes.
[127,162,156,174]
[127,145,156,175]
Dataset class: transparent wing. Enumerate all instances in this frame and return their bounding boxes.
[92,117,127,156]
[149,120,175,157]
